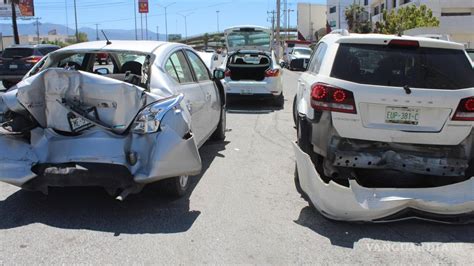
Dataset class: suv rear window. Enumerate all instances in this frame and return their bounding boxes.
[331,43,474,90]
[2,48,35,58]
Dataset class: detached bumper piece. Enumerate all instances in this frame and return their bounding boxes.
[293,142,474,223]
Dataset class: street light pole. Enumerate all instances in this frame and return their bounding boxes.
[178,12,193,44]
[156,26,159,41]
[95,24,100,40]
[73,0,79,42]
[134,0,138,40]
[158,2,176,42]
[35,17,41,44]
[216,10,220,32]
[287,9,293,40]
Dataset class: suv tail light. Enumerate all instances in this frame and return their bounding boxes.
[265,69,280,77]
[224,69,231,77]
[310,83,357,114]
[452,97,474,121]
[25,56,42,64]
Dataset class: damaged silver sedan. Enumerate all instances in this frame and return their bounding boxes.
[0,41,226,199]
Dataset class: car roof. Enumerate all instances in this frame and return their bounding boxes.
[321,32,466,50]
[58,40,169,53]
[7,44,60,49]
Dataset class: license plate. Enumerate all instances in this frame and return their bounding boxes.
[385,107,420,125]
[67,113,92,132]
[240,89,253,95]
[9,64,18,69]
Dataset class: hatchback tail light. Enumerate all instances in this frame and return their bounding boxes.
[265,69,280,77]
[452,97,474,121]
[224,69,231,77]
[310,83,357,114]
[25,56,42,64]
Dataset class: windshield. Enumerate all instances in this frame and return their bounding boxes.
[293,49,312,56]
[331,43,474,90]
[227,30,270,49]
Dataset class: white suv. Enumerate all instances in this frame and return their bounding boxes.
[293,31,474,223]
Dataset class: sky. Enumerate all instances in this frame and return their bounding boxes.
[14,0,326,36]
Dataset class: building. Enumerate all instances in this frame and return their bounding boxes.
[297,3,327,41]
[1,33,74,50]
[327,0,370,31]
[370,0,474,48]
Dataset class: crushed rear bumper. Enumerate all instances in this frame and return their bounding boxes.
[293,142,474,223]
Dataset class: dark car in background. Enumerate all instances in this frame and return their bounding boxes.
[0,44,59,89]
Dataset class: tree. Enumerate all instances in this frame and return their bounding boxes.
[203,33,209,49]
[76,32,88,43]
[374,4,439,34]
[345,4,371,33]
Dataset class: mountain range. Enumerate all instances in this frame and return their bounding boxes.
[0,22,167,41]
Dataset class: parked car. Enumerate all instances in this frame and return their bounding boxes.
[0,44,59,89]
[0,40,226,199]
[286,47,312,71]
[293,31,474,223]
[222,25,283,107]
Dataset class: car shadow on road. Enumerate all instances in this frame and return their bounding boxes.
[226,95,284,114]
[0,140,229,236]
[294,206,474,248]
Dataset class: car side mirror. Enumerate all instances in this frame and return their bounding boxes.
[95,67,110,75]
[213,69,225,80]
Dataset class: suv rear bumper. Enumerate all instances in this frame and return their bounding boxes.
[293,142,474,223]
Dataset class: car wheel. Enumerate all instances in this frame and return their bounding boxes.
[211,104,226,141]
[2,80,15,90]
[292,95,298,126]
[274,93,284,108]
[161,175,190,197]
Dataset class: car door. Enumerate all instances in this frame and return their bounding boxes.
[183,49,220,135]
[164,50,208,145]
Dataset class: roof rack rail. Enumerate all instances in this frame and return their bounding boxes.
[329,29,350,36]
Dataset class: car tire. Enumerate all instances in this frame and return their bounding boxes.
[211,105,226,141]
[292,95,298,126]
[274,93,284,108]
[2,80,15,90]
[161,175,190,197]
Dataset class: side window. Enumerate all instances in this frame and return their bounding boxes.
[165,58,180,83]
[308,43,328,74]
[167,51,194,83]
[185,50,211,82]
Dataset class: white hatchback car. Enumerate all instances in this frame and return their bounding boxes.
[293,31,474,223]
[222,26,283,106]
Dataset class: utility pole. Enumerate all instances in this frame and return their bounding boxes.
[159,2,176,42]
[134,0,138,40]
[276,0,281,59]
[267,10,276,44]
[178,13,193,44]
[11,0,19,44]
[216,10,220,32]
[287,9,293,40]
[95,24,100,40]
[145,13,148,40]
[140,13,143,40]
[65,0,69,36]
[35,17,40,44]
[156,26,159,41]
[74,0,79,42]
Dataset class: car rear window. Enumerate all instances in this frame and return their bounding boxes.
[331,43,474,90]
[2,48,34,58]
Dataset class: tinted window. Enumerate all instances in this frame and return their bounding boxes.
[308,43,327,73]
[167,51,194,83]
[185,50,211,81]
[331,44,474,90]
[38,47,58,55]
[2,48,34,58]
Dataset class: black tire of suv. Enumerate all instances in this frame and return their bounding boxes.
[292,95,298,126]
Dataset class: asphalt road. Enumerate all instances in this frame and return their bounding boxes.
[0,70,473,264]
